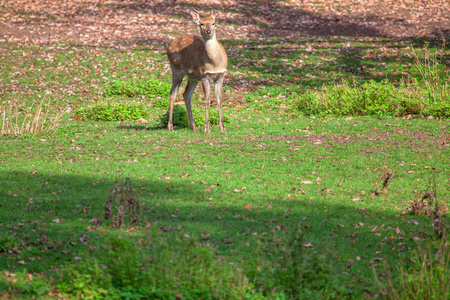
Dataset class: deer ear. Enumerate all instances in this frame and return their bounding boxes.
[191,11,200,25]
[210,10,216,18]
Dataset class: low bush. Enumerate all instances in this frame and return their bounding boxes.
[103,78,171,109]
[73,102,149,121]
[246,226,349,299]
[55,236,251,299]
[104,78,171,99]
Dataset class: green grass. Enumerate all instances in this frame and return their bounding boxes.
[0,36,449,299]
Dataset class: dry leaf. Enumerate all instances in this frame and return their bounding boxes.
[300,181,313,185]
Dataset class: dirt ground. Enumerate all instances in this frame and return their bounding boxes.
[0,0,449,46]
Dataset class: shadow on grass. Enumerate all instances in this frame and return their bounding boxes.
[0,167,437,291]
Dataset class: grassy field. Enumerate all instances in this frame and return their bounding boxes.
[1,2,450,298]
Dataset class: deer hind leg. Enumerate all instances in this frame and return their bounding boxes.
[201,77,211,133]
[184,78,198,131]
[214,75,226,133]
[168,70,183,131]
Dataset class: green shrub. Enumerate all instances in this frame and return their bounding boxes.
[103,78,171,109]
[289,79,450,118]
[73,102,149,121]
[158,104,230,129]
[55,236,250,299]
[246,227,349,299]
[0,235,18,253]
[104,78,171,99]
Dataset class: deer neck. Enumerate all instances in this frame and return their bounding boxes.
[203,37,227,73]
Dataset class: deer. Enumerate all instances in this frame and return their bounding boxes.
[166,10,228,133]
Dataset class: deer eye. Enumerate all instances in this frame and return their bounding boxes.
[212,23,215,26]
[200,23,204,26]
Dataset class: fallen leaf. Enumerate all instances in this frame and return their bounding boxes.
[200,233,210,238]
[89,217,101,225]
[300,181,313,185]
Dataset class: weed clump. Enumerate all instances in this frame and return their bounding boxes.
[105,177,141,227]
[376,244,450,299]
[409,176,446,239]
[289,79,450,118]
[375,171,394,196]
[246,224,348,299]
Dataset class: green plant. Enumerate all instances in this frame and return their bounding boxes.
[55,236,251,299]
[158,104,230,129]
[56,256,112,297]
[104,78,171,99]
[0,235,17,253]
[247,225,347,299]
[73,102,149,121]
[289,78,450,118]
[411,41,449,104]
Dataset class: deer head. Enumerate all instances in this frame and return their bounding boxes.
[191,10,216,40]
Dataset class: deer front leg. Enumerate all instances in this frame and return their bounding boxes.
[214,76,226,133]
[168,71,183,131]
[184,78,198,131]
[202,78,211,133]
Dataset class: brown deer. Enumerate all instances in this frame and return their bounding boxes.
[166,10,228,133]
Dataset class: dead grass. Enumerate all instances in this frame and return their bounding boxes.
[409,172,446,239]
[105,177,142,228]
[0,101,63,137]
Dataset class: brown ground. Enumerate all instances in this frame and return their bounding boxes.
[0,0,449,46]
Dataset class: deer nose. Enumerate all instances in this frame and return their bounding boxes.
[206,29,211,34]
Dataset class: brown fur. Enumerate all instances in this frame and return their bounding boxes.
[166,10,228,133]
